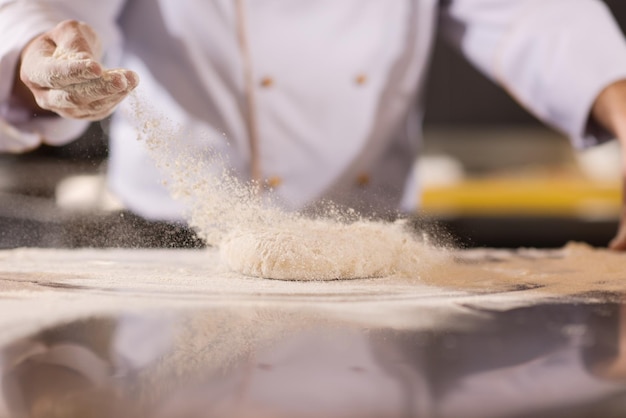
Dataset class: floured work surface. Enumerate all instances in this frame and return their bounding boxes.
[1,244,626,418]
[0,243,625,344]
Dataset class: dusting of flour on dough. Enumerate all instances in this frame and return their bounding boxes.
[220,219,444,280]
[125,93,449,280]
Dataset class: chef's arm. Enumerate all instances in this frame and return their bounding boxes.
[439,0,626,249]
[592,80,626,250]
[439,0,626,148]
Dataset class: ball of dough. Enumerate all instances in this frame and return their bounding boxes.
[219,220,404,281]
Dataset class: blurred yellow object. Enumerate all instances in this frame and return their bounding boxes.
[421,178,621,218]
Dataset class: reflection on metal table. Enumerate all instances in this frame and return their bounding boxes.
[0,247,625,417]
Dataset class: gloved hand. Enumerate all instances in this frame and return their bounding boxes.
[16,19,139,121]
[592,79,626,251]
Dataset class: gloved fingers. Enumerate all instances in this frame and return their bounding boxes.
[75,90,132,121]
[36,69,137,109]
[35,70,138,120]
[609,222,626,250]
[609,236,626,251]
[63,68,136,99]
[25,57,103,89]
[80,91,130,120]
[41,89,127,120]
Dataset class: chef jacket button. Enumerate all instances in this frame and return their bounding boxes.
[355,73,368,85]
[356,173,370,187]
[266,176,283,188]
[260,76,274,88]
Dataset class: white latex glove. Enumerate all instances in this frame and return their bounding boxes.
[592,79,626,251]
[17,19,138,121]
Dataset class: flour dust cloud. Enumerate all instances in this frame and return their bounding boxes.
[125,93,449,281]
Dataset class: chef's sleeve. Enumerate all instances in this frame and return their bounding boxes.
[439,0,626,149]
[0,0,127,153]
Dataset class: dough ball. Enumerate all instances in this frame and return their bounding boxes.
[219,220,405,281]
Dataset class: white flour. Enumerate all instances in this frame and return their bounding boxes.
[220,219,444,280]
[127,93,449,280]
[48,69,127,108]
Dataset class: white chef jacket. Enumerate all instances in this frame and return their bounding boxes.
[1,0,626,221]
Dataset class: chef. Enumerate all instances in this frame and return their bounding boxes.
[2,0,626,249]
